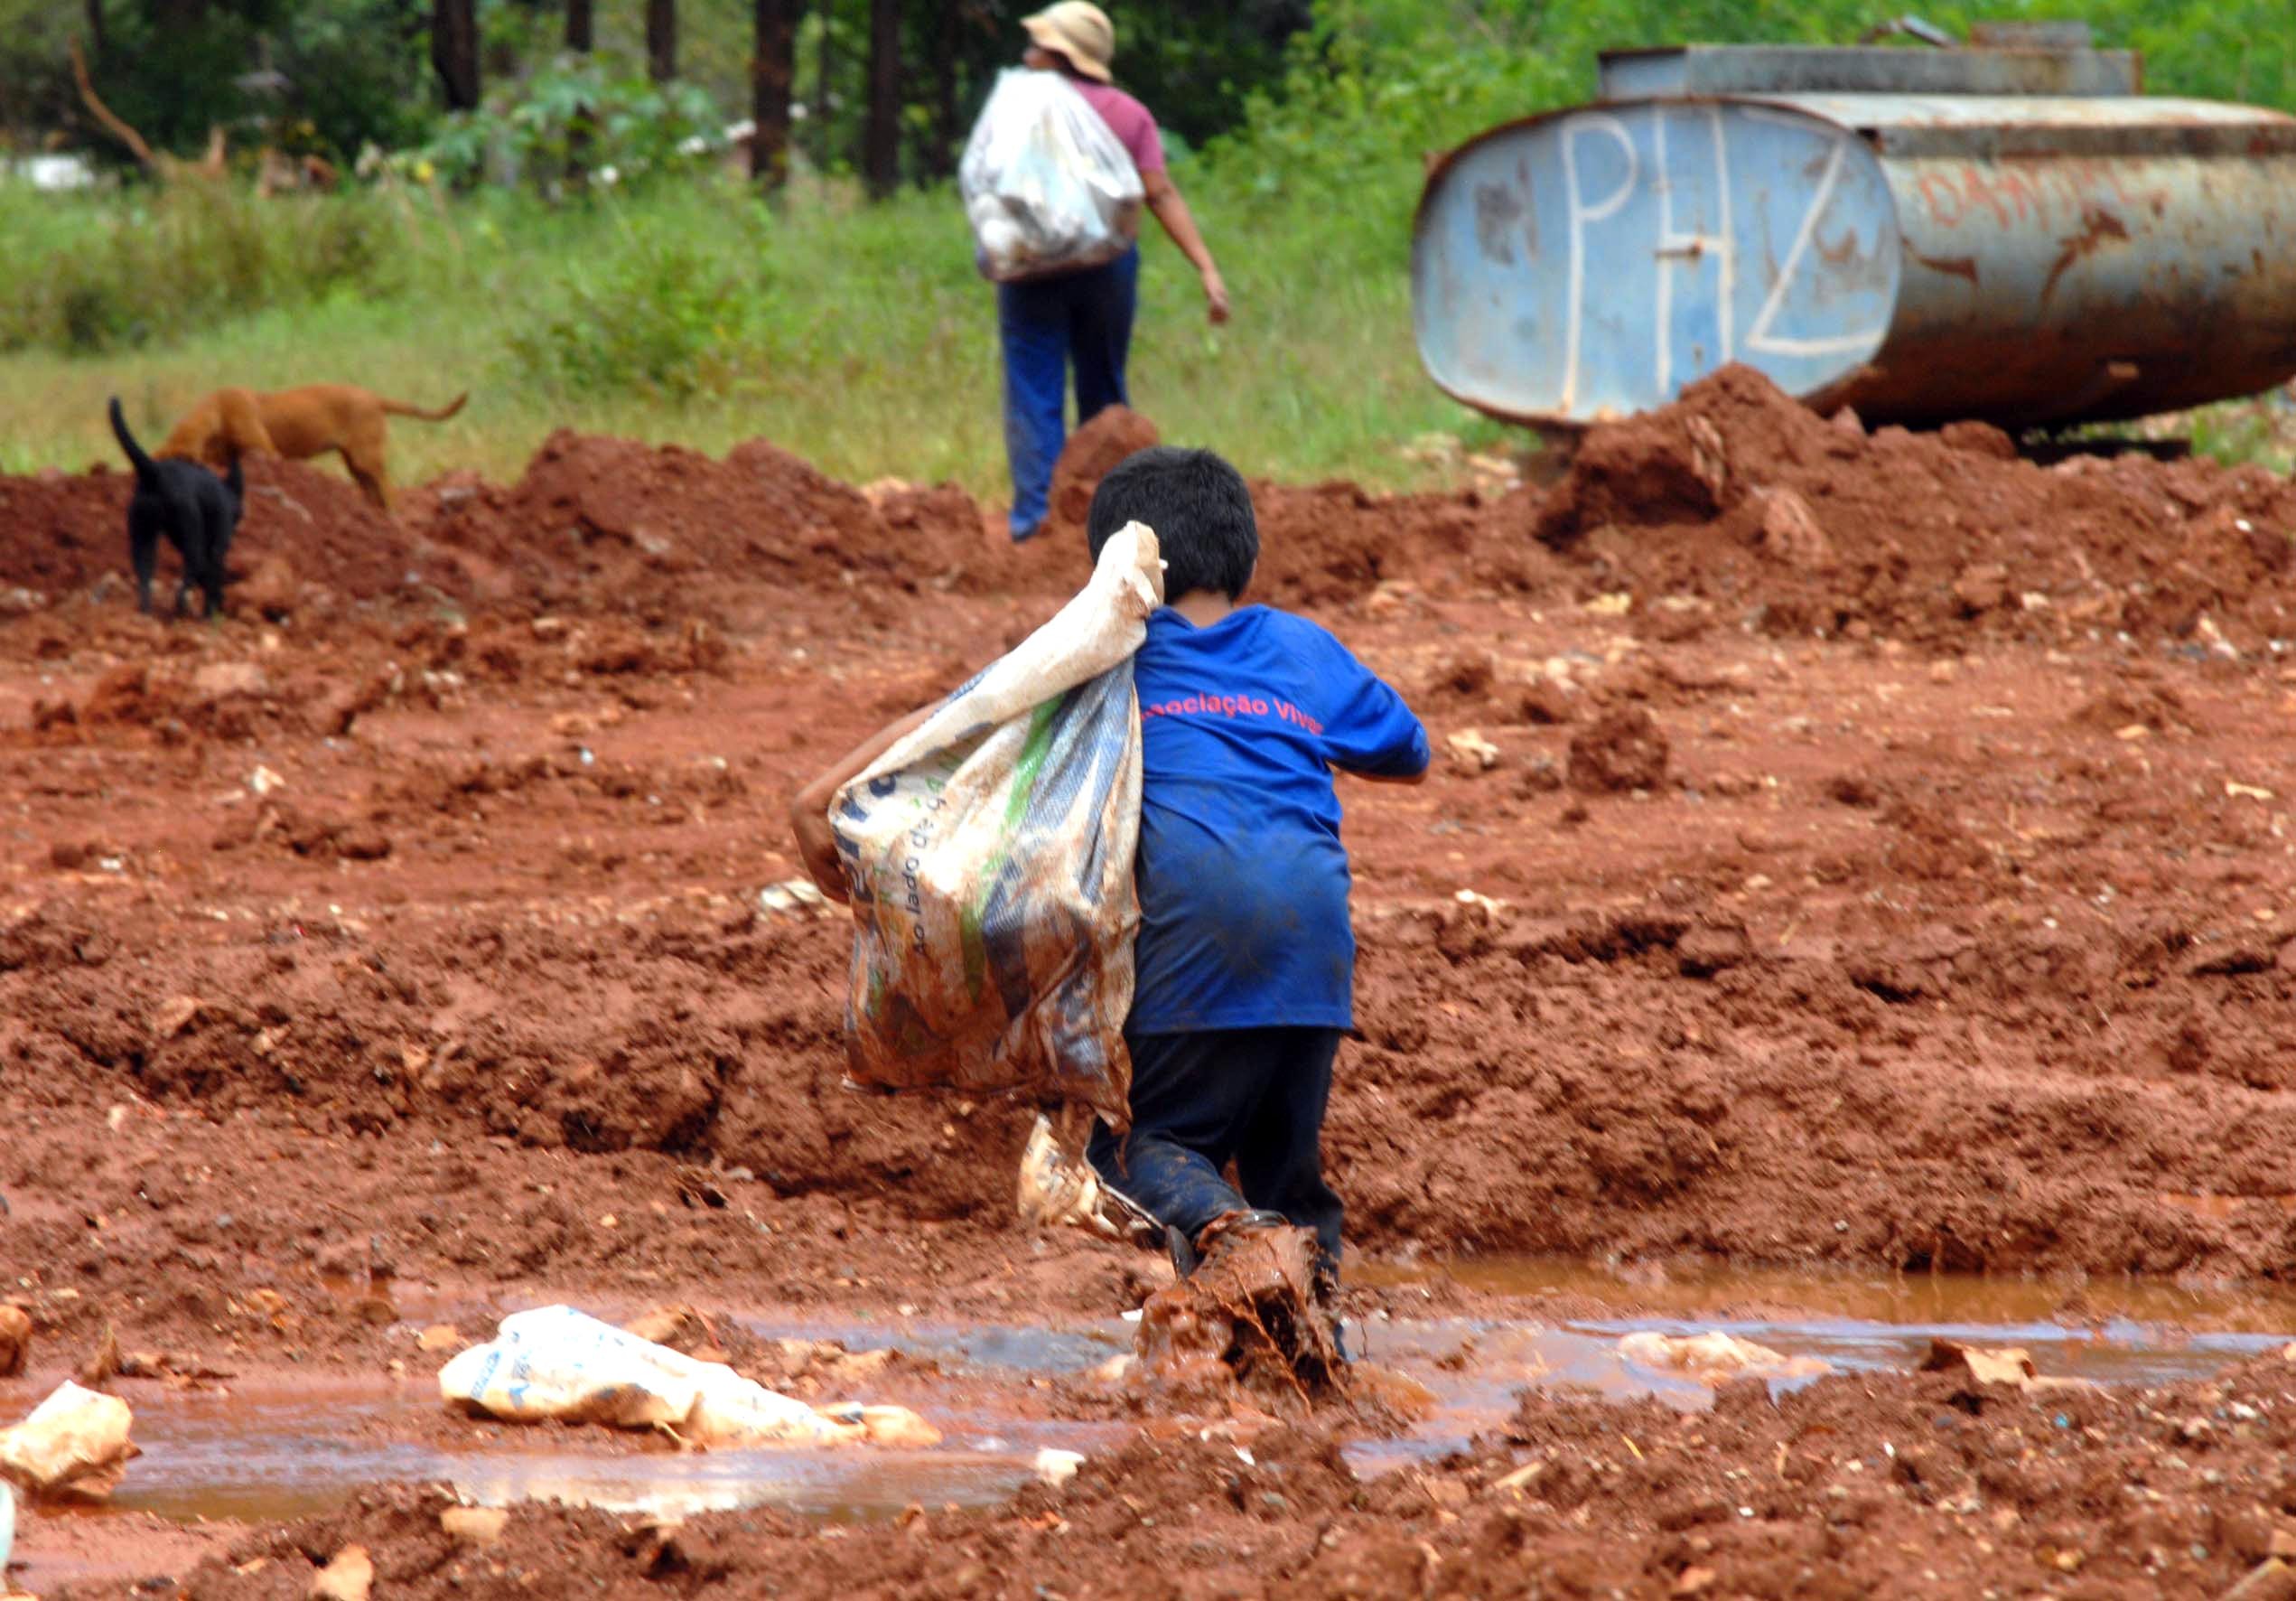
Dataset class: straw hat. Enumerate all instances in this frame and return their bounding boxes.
[1023,2,1115,84]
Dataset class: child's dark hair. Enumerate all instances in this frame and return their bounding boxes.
[1086,445,1258,601]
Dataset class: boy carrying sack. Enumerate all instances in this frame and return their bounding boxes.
[791,447,1429,1362]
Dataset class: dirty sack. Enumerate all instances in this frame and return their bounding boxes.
[830,523,1162,1143]
[438,1306,938,1448]
[960,67,1143,282]
[1616,1330,1831,1387]
[0,1380,137,1503]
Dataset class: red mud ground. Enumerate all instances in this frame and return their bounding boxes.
[11,367,2296,1593]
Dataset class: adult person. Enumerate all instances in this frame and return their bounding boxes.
[998,2,1230,542]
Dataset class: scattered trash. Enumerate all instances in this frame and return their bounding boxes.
[2229,781,2276,801]
[415,1324,463,1353]
[1444,728,1501,773]
[1583,592,1635,617]
[440,1504,509,1546]
[308,1542,373,1601]
[1617,1331,1829,1386]
[758,878,827,917]
[1919,1337,2100,1394]
[0,1479,12,1576]
[249,765,285,796]
[1033,1447,1086,1488]
[438,1306,938,1448]
[0,1380,137,1503]
[1016,1112,1140,1239]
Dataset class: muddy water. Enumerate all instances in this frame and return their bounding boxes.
[109,1383,1111,1528]
[17,1265,2296,1585]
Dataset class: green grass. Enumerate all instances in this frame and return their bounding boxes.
[0,166,1500,503]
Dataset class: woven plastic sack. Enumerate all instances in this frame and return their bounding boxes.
[829,523,1163,1128]
[959,67,1143,283]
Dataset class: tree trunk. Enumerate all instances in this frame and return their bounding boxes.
[926,0,957,180]
[751,0,802,191]
[85,0,107,60]
[811,0,835,168]
[647,0,677,83]
[565,0,594,191]
[862,0,900,197]
[430,0,481,112]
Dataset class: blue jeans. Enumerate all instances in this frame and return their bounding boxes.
[1087,1026,1346,1262]
[998,246,1139,538]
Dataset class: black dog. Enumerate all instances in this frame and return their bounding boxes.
[107,396,242,618]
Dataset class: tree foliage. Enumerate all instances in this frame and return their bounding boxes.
[2,0,2289,189]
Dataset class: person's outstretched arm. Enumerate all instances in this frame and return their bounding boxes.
[789,705,932,903]
[1143,168,1229,323]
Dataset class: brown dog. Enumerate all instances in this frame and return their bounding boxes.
[159,384,469,510]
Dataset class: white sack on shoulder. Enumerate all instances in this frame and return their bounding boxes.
[959,67,1143,282]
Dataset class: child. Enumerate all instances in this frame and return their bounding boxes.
[790,446,1428,1302]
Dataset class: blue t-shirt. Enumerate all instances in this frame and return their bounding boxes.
[1128,605,1429,1035]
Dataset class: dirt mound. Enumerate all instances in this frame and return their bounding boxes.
[1253,480,1554,608]
[1566,707,1670,793]
[1048,403,1160,532]
[1531,364,2296,646]
[413,431,1039,619]
[0,456,457,613]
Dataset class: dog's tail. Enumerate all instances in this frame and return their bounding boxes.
[107,397,159,486]
[223,450,244,506]
[378,390,469,423]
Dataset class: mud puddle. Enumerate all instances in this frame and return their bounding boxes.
[103,1380,1109,1528]
[1339,1259,2296,1474]
[16,1273,2296,1584]
[1358,1254,2296,1331]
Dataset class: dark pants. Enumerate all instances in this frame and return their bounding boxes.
[1087,1026,1345,1263]
[997,246,1139,538]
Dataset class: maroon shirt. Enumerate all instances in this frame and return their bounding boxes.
[1069,79,1165,175]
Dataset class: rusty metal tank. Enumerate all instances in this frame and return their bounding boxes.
[1410,36,2296,428]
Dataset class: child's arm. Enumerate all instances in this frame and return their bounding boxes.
[1345,763,1429,787]
[789,705,933,903]
[1319,644,1433,788]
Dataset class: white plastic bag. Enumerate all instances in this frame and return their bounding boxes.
[959,67,1144,283]
[437,1306,938,1447]
[830,523,1162,1129]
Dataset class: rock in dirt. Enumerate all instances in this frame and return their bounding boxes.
[1939,420,2018,461]
[235,554,301,618]
[1567,707,1670,793]
[440,1504,509,1546]
[1137,1222,1343,1400]
[0,1381,136,1503]
[1753,486,1833,569]
[1951,563,2012,615]
[1444,728,1501,774]
[309,1542,374,1601]
[1048,405,1158,530]
[0,1306,27,1377]
[1416,648,1499,707]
